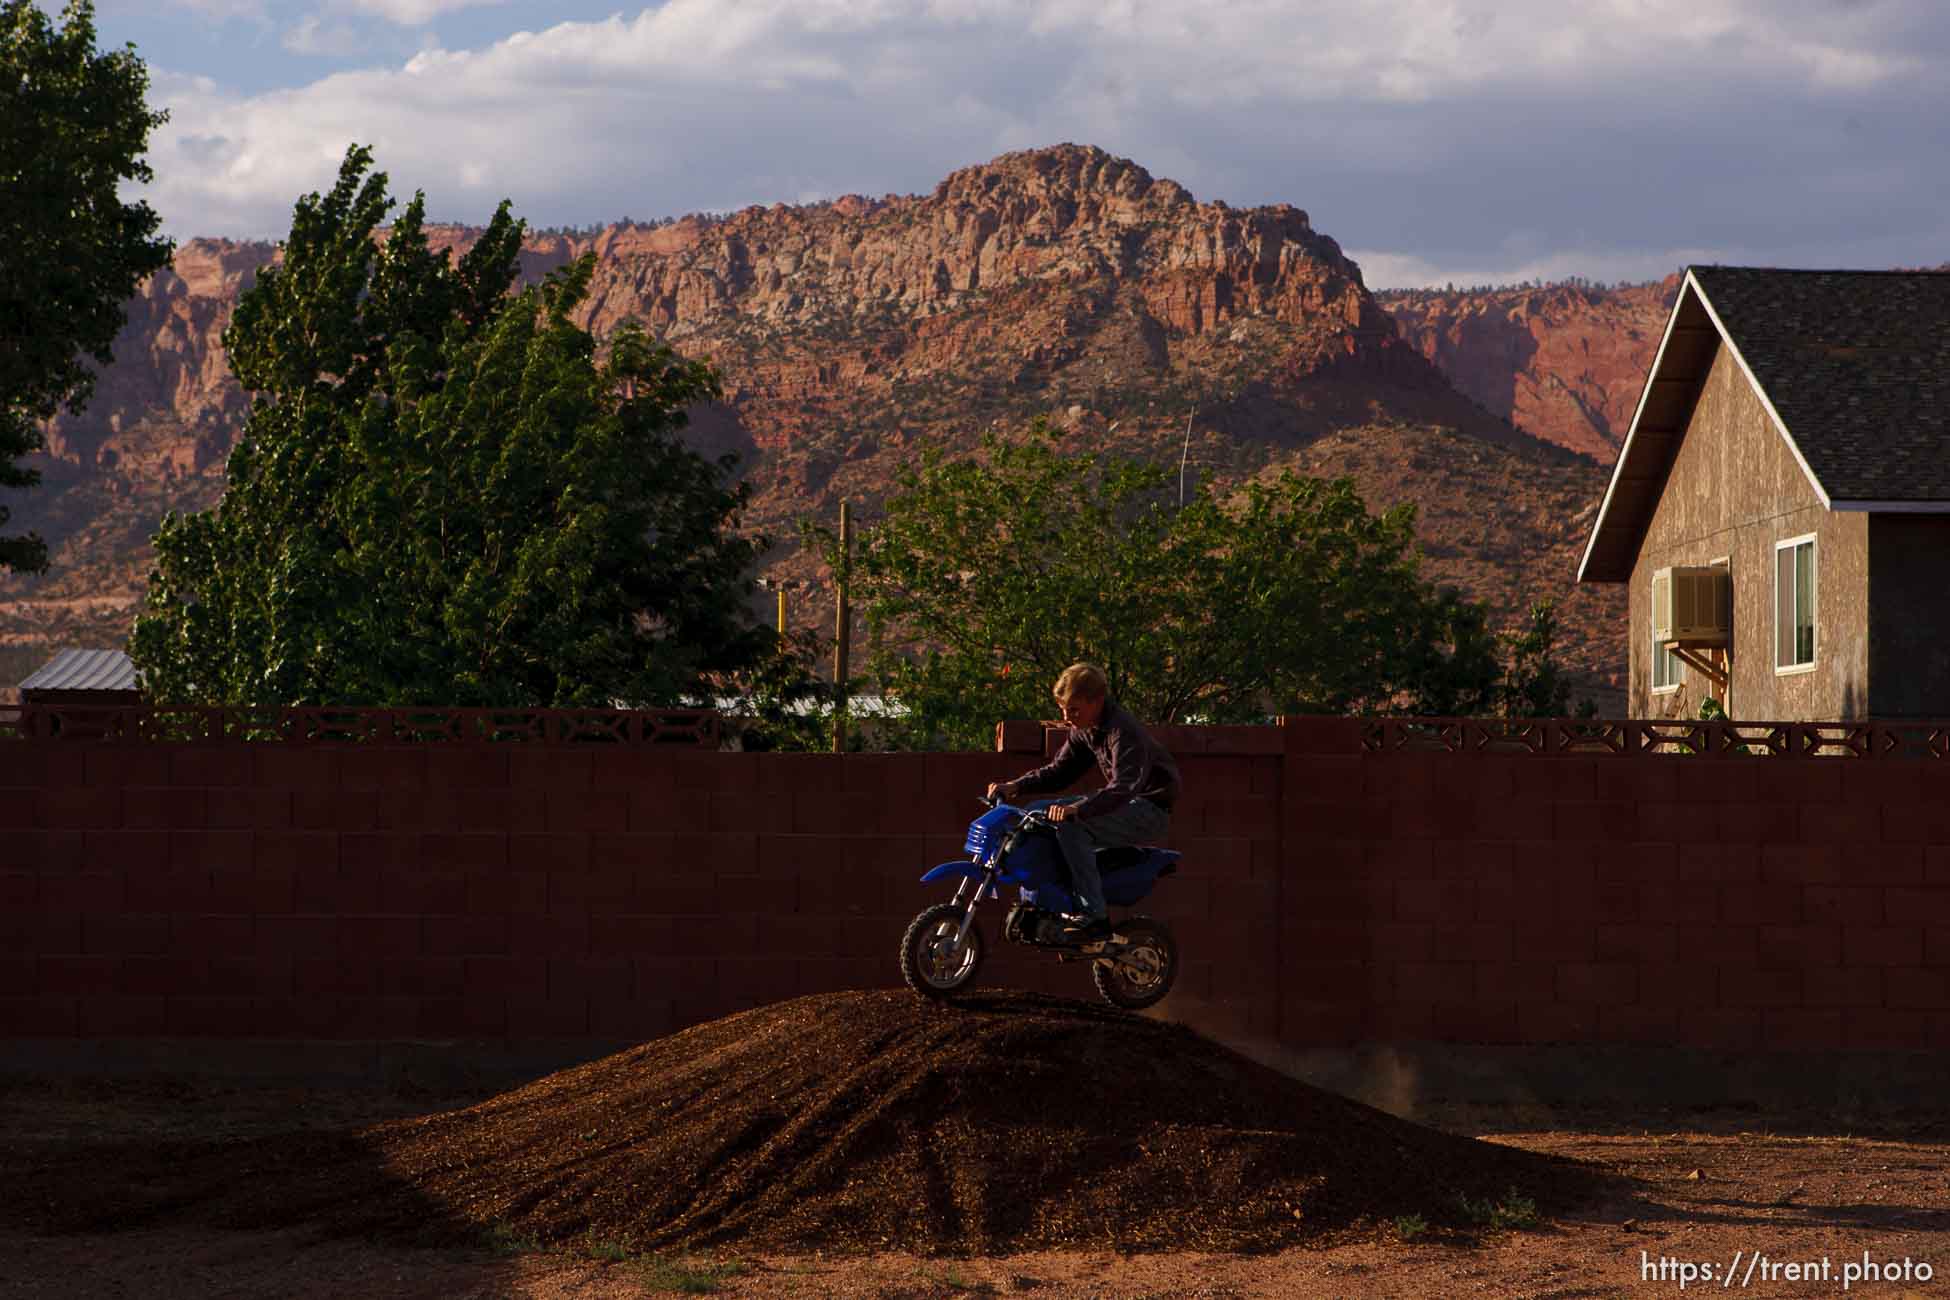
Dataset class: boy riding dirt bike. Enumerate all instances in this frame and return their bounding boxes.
[986,663,1181,942]
[899,663,1186,1007]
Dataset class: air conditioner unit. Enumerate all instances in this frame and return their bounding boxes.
[1651,565,1731,647]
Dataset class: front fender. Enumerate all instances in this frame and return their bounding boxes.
[920,860,984,884]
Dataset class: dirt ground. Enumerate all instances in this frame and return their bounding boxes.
[2,1076,1947,1299]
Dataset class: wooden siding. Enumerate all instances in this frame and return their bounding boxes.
[1627,343,1870,719]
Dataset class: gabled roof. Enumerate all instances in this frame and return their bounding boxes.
[19,648,139,693]
[1579,266,1950,582]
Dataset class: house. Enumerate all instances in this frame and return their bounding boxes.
[18,648,141,707]
[1578,267,1950,720]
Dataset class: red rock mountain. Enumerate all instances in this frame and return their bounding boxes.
[0,145,1627,702]
[1378,279,1678,459]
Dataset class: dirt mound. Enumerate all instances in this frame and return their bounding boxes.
[12,991,1597,1253]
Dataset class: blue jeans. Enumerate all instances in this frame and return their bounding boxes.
[1040,797,1170,919]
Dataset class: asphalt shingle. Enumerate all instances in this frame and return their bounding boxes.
[1692,266,1950,503]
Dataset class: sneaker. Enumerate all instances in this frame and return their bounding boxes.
[1067,916,1113,942]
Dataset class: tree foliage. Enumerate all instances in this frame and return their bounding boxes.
[832,425,1571,747]
[130,145,770,708]
[1498,600,1573,718]
[715,626,838,751]
[0,0,172,573]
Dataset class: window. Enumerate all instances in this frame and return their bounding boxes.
[1650,625,1681,692]
[1650,571,1680,693]
[1774,535,1816,672]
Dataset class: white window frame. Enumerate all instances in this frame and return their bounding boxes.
[1706,555,1731,707]
[1774,533,1817,676]
[1650,571,1680,695]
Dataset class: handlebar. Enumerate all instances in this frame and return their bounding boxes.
[975,787,1053,818]
[981,791,1056,829]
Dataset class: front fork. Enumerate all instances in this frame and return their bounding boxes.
[950,869,995,951]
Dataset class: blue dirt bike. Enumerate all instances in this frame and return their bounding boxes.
[897,796,1182,1010]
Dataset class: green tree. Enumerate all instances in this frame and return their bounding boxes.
[0,0,172,573]
[1497,600,1573,717]
[130,145,771,708]
[716,626,837,751]
[829,424,1538,748]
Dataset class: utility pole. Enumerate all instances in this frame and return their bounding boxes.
[1178,406,1195,507]
[756,576,794,638]
[832,501,851,753]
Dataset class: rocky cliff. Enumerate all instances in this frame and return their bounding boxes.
[0,145,1625,703]
[1378,278,1678,459]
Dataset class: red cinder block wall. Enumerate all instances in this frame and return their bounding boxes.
[1286,721,1950,1053]
[4,715,1948,1052]
[1,729,1280,1043]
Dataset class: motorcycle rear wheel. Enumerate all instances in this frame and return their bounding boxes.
[899,902,985,999]
[1092,915,1177,1010]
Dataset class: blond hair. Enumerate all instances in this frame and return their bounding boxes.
[1052,662,1108,703]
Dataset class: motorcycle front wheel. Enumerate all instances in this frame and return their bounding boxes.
[899,902,985,999]
[1092,915,1178,1010]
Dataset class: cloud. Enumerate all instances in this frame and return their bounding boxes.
[137,0,1950,276]
[282,13,368,56]
[339,0,507,25]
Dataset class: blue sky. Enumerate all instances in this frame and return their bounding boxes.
[94,0,626,94]
[68,0,1950,287]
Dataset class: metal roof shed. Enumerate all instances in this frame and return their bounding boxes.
[19,648,142,706]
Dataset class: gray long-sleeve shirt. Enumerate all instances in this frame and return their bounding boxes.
[1013,699,1182,821]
